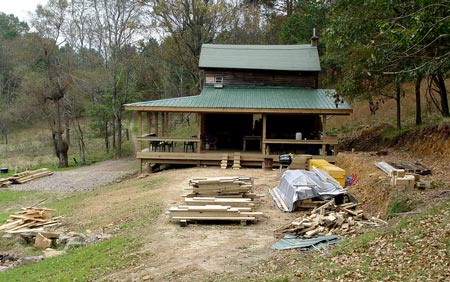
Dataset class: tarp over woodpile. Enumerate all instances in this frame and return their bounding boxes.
[271,169,346,212]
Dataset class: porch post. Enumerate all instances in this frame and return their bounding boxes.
[155,112,159,136]
[321,115,327,156]
[137,111,142,137]
[262,114,267,155]
[198,113,204,153]
[161,112,166,136]
[165,112,169,135]
[146,112,152,134]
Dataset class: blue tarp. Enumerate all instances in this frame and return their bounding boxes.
[271,235,341,250]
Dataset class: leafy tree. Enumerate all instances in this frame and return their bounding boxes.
[324,0,449,129]
[90,0,144,158]
[150,0,235,94]
[0,12,29,40]
[279,1,329,45]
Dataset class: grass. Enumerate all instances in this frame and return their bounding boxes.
[0,174,163,281]
[0,236,139,281]
[387,197,413,218]
[0,119,135,173]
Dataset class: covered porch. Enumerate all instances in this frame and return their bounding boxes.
[125,86,352,172]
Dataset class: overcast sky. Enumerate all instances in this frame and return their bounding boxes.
[0,0,48,22]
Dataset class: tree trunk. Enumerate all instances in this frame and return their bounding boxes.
[415,75,422,125]
[53,99,69,168]
[436,72,450,117]
[104,121,109,153]
[396,82,401,130]
[77,123,86,165]
[116,114,122,159]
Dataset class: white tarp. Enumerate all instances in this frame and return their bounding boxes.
[272,169,345,212]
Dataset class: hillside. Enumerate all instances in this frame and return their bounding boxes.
[0,121,448,281]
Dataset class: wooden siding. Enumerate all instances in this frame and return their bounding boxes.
[204,68,319,89]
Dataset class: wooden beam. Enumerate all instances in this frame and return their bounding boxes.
[155,112,159,136]
[146,112,152,134]
[262,114,267,155]
[137,111,142,138]
[161,112,166,136]
[322,115,327,156]
[199,113,204,153]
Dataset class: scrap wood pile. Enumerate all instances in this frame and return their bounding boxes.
[167,176,263,226]
[0,207,61,238]
[0,169,53,188]
[275,199,387,238]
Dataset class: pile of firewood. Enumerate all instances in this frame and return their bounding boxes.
[0,207,61,238]
[275,200,387,238]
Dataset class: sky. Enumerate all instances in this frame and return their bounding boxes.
[0,0,48,22]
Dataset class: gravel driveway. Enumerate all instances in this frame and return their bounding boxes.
[6,158,139,193]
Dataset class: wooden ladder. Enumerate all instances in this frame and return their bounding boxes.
[232,152,241,170]
[220,153,228,169]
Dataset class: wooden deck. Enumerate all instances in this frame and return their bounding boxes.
[136,149,336,172]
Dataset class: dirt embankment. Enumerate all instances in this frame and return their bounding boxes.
[338,123,450,157]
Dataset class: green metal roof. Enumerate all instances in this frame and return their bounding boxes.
[199,44,321,71]
[124,86,352,114]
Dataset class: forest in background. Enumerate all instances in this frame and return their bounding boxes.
[0,0,448,167]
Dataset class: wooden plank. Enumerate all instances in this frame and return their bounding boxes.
[271,188,289,212]
[171,216,257,221]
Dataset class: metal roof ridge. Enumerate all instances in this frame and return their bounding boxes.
[202,44,314,50]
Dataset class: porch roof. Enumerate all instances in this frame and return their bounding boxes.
[199,44,321,71]
[123,86,352,115]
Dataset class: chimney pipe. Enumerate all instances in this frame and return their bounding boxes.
[311,28,319,47]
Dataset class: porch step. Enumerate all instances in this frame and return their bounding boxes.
[220,153,228,169]
[232,152,241,170]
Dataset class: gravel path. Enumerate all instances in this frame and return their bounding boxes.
[7,158,139,193]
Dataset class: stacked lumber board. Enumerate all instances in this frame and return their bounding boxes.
[389,161,431,175]
[167,205,262,222]
[8,168,53,184]
[184,197,256,210]
[185,176,255,198]
[0,207,60,237]
[169,176,263,226]
[0,178,12,188]
[275,200,386,238]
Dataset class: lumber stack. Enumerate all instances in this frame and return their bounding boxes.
[185,176,255,198]
[169,176,263,226]
[8,168,53,184]
[166,205,262,223]
[0,178,12,188]
[275,200,386,238]
[0,207,60,237]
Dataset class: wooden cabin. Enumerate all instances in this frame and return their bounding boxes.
[124,41,352,172]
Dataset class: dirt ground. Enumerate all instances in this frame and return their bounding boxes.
[82,150,447,281]
[7,129,448,281]
[93,167,299,281]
